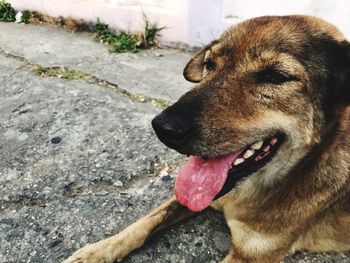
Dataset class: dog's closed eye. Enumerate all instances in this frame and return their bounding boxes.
[255,66,299,85]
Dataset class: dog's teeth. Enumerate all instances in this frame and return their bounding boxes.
[263,145,271,152]
[251,141,263,150]
[233,158,245,166]
[243,149,255,159]
[270,137,278,145]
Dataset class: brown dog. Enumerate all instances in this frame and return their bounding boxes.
[65,15,350,263]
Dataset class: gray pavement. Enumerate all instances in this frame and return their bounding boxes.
[0,22,349,263]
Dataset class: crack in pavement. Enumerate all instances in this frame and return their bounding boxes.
[0,47,28,62]
[0,48,171,109]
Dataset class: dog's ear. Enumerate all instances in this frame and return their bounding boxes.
[183,48,208,83]
[183,40,219,83]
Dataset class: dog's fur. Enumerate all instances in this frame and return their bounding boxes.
[65,15,350,263]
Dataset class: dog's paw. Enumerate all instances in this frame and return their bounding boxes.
[63,242,120,263]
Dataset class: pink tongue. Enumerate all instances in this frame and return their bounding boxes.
[174,152,242,212]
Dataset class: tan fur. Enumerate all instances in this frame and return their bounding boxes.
[64,15,350,263]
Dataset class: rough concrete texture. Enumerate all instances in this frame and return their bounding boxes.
[0,22,349,263]
[0,23,193,102]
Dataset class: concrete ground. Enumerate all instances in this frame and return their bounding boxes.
[0,22,349,263]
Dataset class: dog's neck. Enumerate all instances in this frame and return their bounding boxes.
[279,105,349,182]
[282,105,350,208]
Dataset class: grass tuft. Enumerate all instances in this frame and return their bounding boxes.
[152,99,171,109]
[94,19,138,53]
[32,65,91,80]
[141,14,166,48]
[94,15,165,53]
[0,0,16,22]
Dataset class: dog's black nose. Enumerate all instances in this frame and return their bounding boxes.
[152,110,191,149]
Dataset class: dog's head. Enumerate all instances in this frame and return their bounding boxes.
[152,16,350,211]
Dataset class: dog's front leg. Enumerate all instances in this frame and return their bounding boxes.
[216,218,289,263]
[64,196,193,263]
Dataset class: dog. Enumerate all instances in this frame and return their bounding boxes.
[64,15,350,263]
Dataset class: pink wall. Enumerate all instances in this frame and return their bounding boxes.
[7,0,232,47]
[8,0,349,46]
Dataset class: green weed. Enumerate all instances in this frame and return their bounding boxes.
[95,19,138,53]
[20,10,31,23]
[141,14,166,48]
[152,98,171,109]
[0,0,16,22]
[94,15,165,53]
[32,65,91,80]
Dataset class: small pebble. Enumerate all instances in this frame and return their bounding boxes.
[50,137,62,144]
[0,218,14,226]
[95,191,109,196]
[161,174,172,182]
[114,180,123,187]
